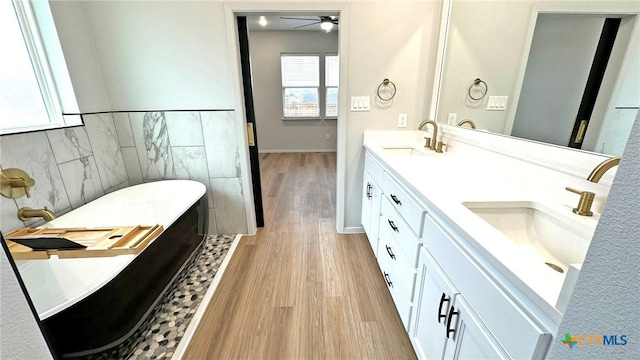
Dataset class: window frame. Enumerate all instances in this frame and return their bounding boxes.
[280,52,339,121]
[1,0,79,135]
[324,54,339,119]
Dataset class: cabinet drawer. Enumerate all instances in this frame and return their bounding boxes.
[423,214,551,360]
[378,222,417,300]
[365,153,384,185]
[377,244,413,331]
[381,172,426,236]
[380,197,422,267]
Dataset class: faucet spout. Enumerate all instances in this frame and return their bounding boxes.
[457,119,476,129]
[587,157,620,183]
[18,207,56,222]
[418,120,438,151]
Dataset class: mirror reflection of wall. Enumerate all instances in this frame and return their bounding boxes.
[437,0,640,157]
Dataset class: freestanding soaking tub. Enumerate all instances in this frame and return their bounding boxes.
[13,180,207,358]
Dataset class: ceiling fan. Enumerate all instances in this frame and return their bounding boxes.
[280,16,339,32]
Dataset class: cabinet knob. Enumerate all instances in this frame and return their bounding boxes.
[446,305,460,339]
[438,292,450,323]
[390,194,402,206]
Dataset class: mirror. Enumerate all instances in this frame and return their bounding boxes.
[436,0,639,157]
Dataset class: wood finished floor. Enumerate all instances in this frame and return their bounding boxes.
[184,152,416,359]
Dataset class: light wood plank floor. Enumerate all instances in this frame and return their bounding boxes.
[184,152,416,359]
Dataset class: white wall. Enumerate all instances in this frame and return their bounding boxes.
[343,0,443,230]
[49,1,110,112]
[82,1,234,111]
[549,111,640,358]
[248,30,339,152]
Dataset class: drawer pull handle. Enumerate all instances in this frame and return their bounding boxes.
[387,220,399,232]
[390,194,402,205]
[446,305,460,339]
[386,245,396,260]
[437,292,450,323]
[383,272,393,288]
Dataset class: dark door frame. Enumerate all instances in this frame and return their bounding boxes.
[237,16,264,227]
[568,17,621,149]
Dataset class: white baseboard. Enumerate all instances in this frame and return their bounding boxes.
[258,149,337,154]
[341,226,365,234]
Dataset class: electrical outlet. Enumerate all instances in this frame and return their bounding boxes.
[447,113,457,125]
[325,134,330,140]
[398,113,408,128]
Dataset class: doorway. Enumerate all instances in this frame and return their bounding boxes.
[511,14,630,149]
[235,12,341,230]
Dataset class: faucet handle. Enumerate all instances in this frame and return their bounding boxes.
[436,141,447,153]
[565,187,595,216]
[424,137,432,149]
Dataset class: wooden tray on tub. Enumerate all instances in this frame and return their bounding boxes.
[3,225,164,260]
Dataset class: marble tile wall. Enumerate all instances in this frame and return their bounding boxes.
[0,113,128,232]
[0,110,247,235]
[113,110,247,235]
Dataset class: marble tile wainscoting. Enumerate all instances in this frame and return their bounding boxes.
[0,110,248,235]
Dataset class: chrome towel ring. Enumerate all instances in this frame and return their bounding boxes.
[377,78,397,101]
[468,78,488,101]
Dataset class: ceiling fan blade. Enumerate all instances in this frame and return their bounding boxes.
[293,22,321,29]
[279,17,321,21]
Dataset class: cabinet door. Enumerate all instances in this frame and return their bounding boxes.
[412,247,459,360]
[443,296,508,360]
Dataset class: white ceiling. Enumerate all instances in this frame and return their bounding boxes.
[246,15,339,32]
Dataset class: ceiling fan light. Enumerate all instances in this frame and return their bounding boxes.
[258,16,267,27]
[320,19,334,32]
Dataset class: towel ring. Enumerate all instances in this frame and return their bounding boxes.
[377,78,396,101]
[467,78,488,101]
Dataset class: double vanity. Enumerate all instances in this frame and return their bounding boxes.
[361,125,614,359]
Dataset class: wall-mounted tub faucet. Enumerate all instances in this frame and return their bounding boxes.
[18,207,56,222]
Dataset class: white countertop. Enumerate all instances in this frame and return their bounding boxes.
[363,131,599,324]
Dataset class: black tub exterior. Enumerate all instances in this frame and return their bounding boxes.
[41,198,205,358]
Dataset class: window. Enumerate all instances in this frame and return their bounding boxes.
[280,53,339,119]
[325,55,339,117]
[0,1,80,135]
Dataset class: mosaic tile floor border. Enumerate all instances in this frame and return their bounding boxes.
[71,234,236,360]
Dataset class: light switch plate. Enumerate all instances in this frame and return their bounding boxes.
[487,96,508,111]
[350,96,370,111]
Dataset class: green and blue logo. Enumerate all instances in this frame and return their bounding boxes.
[561,333,627,348]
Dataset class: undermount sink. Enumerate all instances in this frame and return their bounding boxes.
[381,145,432,156]
[462,201,594,273]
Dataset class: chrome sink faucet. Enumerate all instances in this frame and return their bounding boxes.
[418,120,438,151]
[565,157,620,216]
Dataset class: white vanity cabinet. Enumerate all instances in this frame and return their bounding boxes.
[360,146,552,359]
[361,153,384,255]
[412,247,508,360]
[420,212,552,360]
